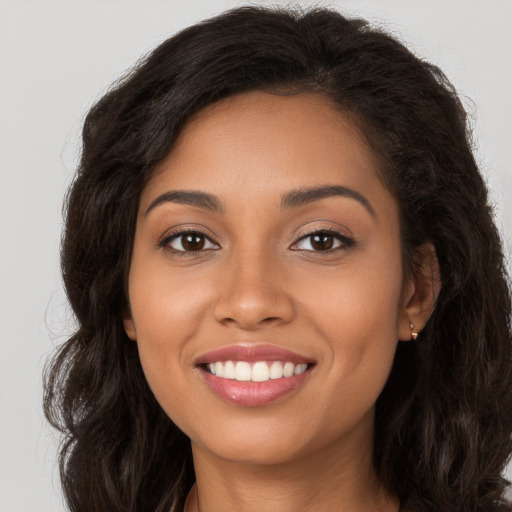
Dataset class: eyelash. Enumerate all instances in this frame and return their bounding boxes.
[158,227,354,255]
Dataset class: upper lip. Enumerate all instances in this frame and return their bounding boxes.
[195,344,314,365]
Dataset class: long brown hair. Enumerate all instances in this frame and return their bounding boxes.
[44,6,512,511]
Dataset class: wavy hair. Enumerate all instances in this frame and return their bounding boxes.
[44,6,512,512]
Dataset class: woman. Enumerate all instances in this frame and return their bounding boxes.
[44,5,512,512]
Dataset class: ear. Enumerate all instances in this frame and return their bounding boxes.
[122,310,137,341]
[398,243,441,341]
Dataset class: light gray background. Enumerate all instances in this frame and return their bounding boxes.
[1,1,511,511]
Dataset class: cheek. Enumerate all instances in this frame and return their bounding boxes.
[126,250,209,402]
[308,251,404,410]
[128,247,213,341]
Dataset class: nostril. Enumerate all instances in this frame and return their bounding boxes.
[219,315,287,329]
[262,316,282,323]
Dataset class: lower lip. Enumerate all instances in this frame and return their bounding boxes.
[199,367,311,406]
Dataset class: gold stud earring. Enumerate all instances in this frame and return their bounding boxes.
[410,322,419,341]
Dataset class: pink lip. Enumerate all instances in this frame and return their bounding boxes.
[199,368,312,406]
[195,344,312,365]
[195,344,315,406]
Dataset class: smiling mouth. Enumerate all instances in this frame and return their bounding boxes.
[195,344,315,405]
[205,360,310,382]
[198,361,314,406]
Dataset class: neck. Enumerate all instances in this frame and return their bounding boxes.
[185,422,398,512]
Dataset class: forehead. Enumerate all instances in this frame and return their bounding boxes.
[141,91,391,213]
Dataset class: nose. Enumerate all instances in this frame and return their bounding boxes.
[213,251,295,330]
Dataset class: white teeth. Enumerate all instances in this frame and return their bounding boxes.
[235,361,252,381]
[223,360,236,379]
[206,361,309,382]
[252,361,270,382]
[269,361,284,379]
[283,362,295,377]
[294,363,307,375]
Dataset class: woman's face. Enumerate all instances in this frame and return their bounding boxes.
[124,91,416,465]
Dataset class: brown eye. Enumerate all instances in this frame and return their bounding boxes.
[163,231,219,252]
[292,230,352,253]
[182,233,205,251]
[310,234,334,251]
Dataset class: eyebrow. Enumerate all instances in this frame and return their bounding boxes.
[281,185,376,218]
[145,190,224,215]
[145,184,375,218]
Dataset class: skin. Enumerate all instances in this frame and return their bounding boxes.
[124,91,438,511]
